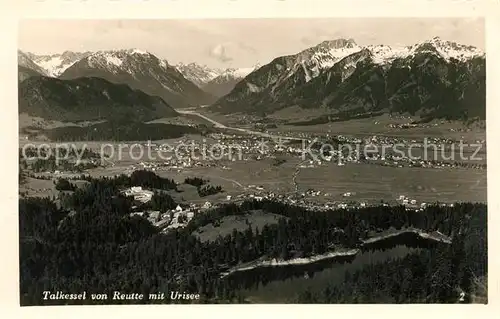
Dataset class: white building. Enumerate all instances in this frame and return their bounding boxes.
[123,186,154,203]
[202,201,212,209]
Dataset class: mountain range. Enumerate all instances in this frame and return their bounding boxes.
[18,37,486,123]
[57,49,217,109]
[18,50,254,101]
[211,37,485,120]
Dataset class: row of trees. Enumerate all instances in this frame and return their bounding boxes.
[183,177,222,197]
[54,178,76,191]
[184,177,209,188]
[198,185,223,197]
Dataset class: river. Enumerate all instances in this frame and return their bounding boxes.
[176,109,303,141]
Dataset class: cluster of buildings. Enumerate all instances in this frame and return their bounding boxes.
[129,202,203,232]
[397,194,421,207]
[123,185,217,232]
[396,194,457,211]
[367,155,486,170]
[121,183,460,234]
[229,184,371,212]
[125,132,486,173]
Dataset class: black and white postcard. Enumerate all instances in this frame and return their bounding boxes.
[2,0,499,317]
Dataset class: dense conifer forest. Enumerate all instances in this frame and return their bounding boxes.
[19,171,487,305]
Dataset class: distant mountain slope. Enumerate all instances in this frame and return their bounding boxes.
[211,38,485,120]
[18,65,45,82]
[19,75,178,122]
[175,62,222,87]
[59,49,216,108]
[25,51,92,77]
[18,51,48,77]
[202,67,258,97]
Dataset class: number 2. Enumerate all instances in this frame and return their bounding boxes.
[459,292,465,302]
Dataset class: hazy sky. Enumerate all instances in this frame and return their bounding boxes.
[18,18,484,68]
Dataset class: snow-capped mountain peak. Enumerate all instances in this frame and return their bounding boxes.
[292,38,364,79]
[59,49,215,108]
[124,48,150,55]
[201,65,259,97]
[366,44,410,64]
[320,38,358,49]
[81,49,169,75]
[212,36,485,117]
[364,38,484,65]
[410,37,484,61]
[175,62,222,87]
[25,50,92,77]
[221,67,255,78]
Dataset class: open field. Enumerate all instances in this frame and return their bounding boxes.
[156,163,287,205]
[271,114,486,142]
[22,152,486,205]
[175,157,486,204]
[200,108,485,142]
[19,113,106,130]
[83,146,486,205]
[166,182,233,206]
[295,163,486,204]
[19,108,487,206]
[161,155,486,205]
[267,105,330,121]
[19,177,58,198]
[192,210,286,243]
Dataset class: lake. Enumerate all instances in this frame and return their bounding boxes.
[233,245,421,303]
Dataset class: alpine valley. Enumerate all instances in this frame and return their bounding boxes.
[18,27,488,306]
